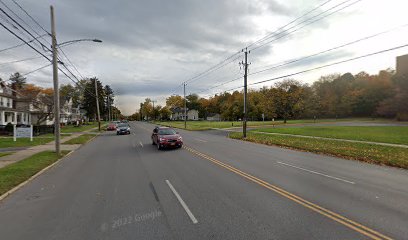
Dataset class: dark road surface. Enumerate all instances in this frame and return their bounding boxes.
[0,121,407,240]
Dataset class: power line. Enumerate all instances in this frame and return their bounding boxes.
[246,0,334,49]
[0,6,51,52]
[22,63,52,76]
[184,51,242,85]
[177,0,352,95]
[0,0,51,46]
[0,34,47,53]
[0,56,43,66]
[11,0,50,35]
[200,43,408,98]
[193,0,391,95]
[1,1,88,88]
[249,43,408,86]
[57,47,84,79]
[249,23,408,76]
[250,0,363,52]
[0,19,96,98]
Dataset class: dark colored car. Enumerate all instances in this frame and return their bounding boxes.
[151,127,183,150]
[116,123,130,135]
[107,123,117,131]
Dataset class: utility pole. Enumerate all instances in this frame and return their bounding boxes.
[107,95,111,122]
[94,78,101,131]
[242,48,249,138]
[50,6,60,156]
[183,82,187,129]
[152,100,157,120]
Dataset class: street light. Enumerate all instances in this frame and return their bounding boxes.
[57,38,103,48]
[50,6,102,156]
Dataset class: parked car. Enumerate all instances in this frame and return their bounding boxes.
[116,123,130,135]
[107,123,117,131]
[151,127,183,150]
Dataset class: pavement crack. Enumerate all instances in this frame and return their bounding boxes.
[149,182,160,202]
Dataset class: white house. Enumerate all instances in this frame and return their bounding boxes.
[0,82,84,126]
[0,82,31,126]
[170,107,199,120]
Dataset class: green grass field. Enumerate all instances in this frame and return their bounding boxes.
[0,151,68,196]
[229,132,408,169]
[253,126,408,145]
[0,137,54,148]
[153,118,396,131]
[64,134,95,144]
[0,134,71,149]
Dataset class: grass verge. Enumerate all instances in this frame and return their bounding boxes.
[0,152,13,158]
[0,138,54,148]
[0,151,68,196]
[154,118,396,131]
[253,126,408,145]
[63,134,95,144]
[229,132,408,169]
[0,134,71,149]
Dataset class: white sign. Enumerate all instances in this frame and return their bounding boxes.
[13,125,33,141]
[16,127,31,138]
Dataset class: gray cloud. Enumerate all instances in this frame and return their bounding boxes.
[0,0,367,114]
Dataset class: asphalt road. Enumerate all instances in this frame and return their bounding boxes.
[0,121,407,239]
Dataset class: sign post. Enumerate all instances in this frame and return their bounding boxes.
[13,124,16,142]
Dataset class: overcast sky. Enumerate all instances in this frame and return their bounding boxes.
[1,0,408,115]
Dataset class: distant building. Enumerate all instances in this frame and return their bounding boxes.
[206,113,221,121]
[170,107,199,120]
[396,54,408,76]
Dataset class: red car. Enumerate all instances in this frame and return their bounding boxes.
[151,127,183,150]
[106,123,117,131]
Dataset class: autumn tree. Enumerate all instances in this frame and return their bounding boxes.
[166,95,184,109]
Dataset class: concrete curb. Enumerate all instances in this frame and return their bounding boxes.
[0,134,99,203]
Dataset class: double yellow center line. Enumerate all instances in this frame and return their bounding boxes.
[183,146,392,240]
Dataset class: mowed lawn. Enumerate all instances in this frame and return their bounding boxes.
[154,118,387,130]
[64,134,95,144]
[229,132,408,169]
[253,126,408,145]
[0,137,54,148]
[0,151,68,195]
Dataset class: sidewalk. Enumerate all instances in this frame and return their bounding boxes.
[0,128,101,169]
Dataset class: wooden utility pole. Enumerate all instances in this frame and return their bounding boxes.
[50,6,60,155]
[94,78,101,131]
[243,48,249,138]
[183,82,187,129]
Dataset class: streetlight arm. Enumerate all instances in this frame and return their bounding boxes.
[57,38,102,47]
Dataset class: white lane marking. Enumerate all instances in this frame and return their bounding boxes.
[195,138,207,143]
[276,161,355,184]
[165,180,198,224]
[139,142,144,148]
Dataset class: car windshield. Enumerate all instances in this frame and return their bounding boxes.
[158,129,176,135]
[118,124,128,128]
